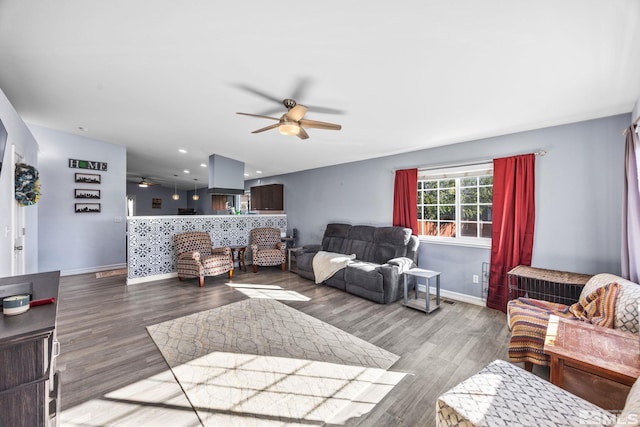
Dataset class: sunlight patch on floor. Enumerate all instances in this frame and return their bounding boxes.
[170,351,406,426]
[60,370,201,426]
[227,282,311,301]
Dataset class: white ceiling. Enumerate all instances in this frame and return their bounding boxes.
[1,1,639,190]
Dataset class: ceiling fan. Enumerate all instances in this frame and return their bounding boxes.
[136,177,159,188]
[237,98,342,140]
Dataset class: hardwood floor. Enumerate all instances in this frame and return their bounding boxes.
[57,268,514,426]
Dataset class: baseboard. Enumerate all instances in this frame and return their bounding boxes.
[416,284,485,307]
[126,272,178,286]
[60,263,127,277]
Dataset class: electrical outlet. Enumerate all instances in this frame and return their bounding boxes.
[472,274,479,283]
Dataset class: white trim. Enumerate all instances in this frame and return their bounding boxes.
[60,263,127,277]
[420,237,491,249]
[416,284,485,307]
[126,272,178,285]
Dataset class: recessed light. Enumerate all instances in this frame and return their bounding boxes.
[200,163,207,167]
[256,170,262,174]
[178,149,187,153]
[184,170,190,174]
[244,173,249,177]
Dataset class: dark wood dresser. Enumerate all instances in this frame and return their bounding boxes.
[0,271,61,427]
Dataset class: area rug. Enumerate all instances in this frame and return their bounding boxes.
[147,298,402,426]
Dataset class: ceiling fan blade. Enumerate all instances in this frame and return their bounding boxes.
[252,123,280,134]
[304,105,346,115]
[233,84,282,104]
[299,119,342,131]
[297,127,309,140]
[285,105,308,121]
[236,112,280,121]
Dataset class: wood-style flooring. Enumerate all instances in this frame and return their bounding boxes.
[56,268,515,426]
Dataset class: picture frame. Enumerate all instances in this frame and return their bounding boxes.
[75,172,101,184]
[152,198,162,209]
[75,203,101,213]
[75,188,100,199]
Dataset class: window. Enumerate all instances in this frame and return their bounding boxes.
[417,163,493,243]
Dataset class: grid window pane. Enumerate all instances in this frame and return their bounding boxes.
[439,206,455,220]
[439,188,455,204]
[480,176,493,186]
[461,187,477,204]
[461,222,477,237]
[461,177,477,187]
[480,223,492,238]
[461,206,477,221]
[479,186,493,203]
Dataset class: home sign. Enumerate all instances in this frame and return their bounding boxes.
[69,158,108,171]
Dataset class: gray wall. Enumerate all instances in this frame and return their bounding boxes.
[125,183,230,215]
[0,88,39,277]
[247,114,630,298]
[126,182,188,216]
[31,125,128,275]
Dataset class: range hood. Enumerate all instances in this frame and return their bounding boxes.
[207,154,245,195]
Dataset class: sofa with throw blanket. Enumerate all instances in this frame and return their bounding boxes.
[507,272,640,369]
[295,223,419,304]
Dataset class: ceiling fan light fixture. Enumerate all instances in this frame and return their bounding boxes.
[278,122,300,136]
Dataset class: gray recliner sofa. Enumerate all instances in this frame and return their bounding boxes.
[295,223,419,304]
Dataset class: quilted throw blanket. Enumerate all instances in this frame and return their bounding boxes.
[508,282,620,366]
[312,251,356,284]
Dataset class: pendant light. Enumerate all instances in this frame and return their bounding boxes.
[192,179,199,201]
[172,175,180,201]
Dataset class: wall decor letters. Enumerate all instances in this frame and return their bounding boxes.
[69,158,108,171]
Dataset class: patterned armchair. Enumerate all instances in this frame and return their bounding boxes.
[250,227,286,273]
[173,231,233,287]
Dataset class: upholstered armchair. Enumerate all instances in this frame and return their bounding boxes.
[173,231,233,287]
[507,272,640,371]
[249,227,286,273]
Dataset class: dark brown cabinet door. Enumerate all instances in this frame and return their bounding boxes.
[250,184,283,210]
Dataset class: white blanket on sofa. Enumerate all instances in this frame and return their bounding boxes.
[312,251,356,284]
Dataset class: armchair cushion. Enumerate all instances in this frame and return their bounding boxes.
[580,273,640,334]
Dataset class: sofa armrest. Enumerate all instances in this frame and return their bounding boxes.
[387,257,415,273]
[298,244,322,254]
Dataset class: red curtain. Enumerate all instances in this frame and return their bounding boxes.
[393,168,418,235]
[486,154,536,312]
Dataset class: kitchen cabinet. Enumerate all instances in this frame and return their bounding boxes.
[250,184,283,211]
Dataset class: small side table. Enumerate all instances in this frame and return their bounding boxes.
[403,268,441,314]
[544,315,640,410]
[229,246,246,272]
[288,247,302,272]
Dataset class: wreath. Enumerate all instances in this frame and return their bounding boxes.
[15,163,41,206]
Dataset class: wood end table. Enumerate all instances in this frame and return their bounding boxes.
[229,246,247,272]
[544,315,640,411]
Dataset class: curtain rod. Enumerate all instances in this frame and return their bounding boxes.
[394,149,547,173]
[622,116,640,136]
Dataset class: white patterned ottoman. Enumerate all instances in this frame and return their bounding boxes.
[436,359,636,427]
